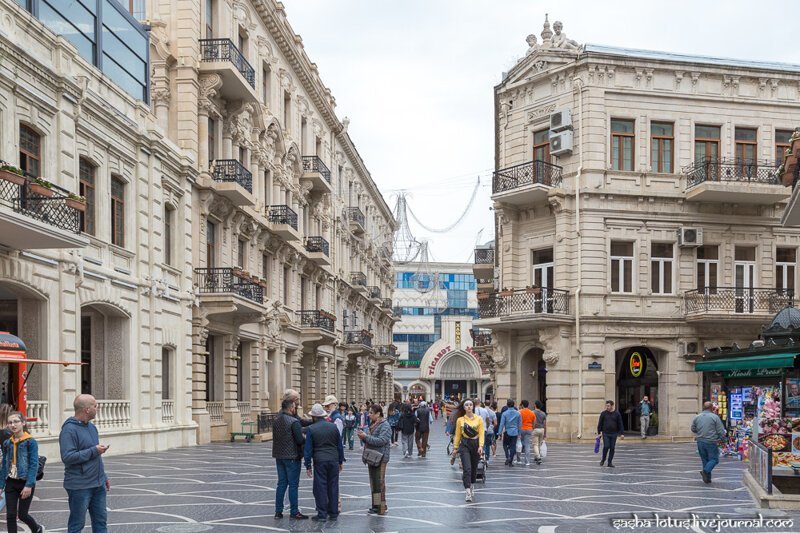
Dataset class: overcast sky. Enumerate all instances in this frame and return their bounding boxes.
[282,0,800,263]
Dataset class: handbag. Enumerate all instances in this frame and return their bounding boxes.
[362,447,384,467]
[594,436,601,454]
[36,455,46,481]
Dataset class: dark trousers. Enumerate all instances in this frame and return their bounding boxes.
[391,425,399,443]
[5,477,39,533]
[601,433,618,464]
[502,434,518,463]
[368,462,388,513]
[459,438,480,488]
[415,430,429,457]
[311,461,339,519]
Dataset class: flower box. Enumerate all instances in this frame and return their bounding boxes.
[0,168,26,186]
[477,292,490,300]
[525,287,541,295]
[30,183,54,197]
[65,198,86,212]
[498,289,514,297]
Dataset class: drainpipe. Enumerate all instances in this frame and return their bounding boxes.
[573,75,585,440]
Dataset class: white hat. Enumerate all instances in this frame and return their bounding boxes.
[309,403,327,417]
[322,395,339,407]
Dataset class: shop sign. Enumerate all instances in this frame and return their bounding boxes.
[629,351,645,378]
[722,368,783,379]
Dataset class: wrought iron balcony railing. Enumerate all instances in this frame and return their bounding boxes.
[351,272,367,287]
[381,298,393,309]
[684,286,793,315]
[492,160,563,194]
[0,174,81,234]
[470,328,492,348]
[267,205,298,230]
[684,158,780,189]
[475,248,494,264]
[194,267,264,304]
[478,287,570,319]
[367,286,381,300]
[305,236,330,256]
[346,207,365,228]
[210,159,253,193]
[377,344,398,358]
[199,38,255,88]
[297,310,336,332]
[301,156,332,183]
[345,330,373,347]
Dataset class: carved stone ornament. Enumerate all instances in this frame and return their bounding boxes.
[543,351,559,366]
[489,334,509,368]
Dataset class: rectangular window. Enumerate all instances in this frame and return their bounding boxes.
[208,117,216,162]
[283,92,291,133]
[650,243,674,294]
[650,122,674,173]
[205,0,213,38]
[262,64,271,106]
[19,124,41,177]
[283,266,291,305]
[111,177,125,247]
[610,241,634,293]
[777,248,796,294]
[237,239,246,269]
[697,245,718,292]
[262,253,269,281]
[161,348,171,400]
[533,129,550,163]
[79,158,96,235]
[127,0,145,19]
[206,220,216,267]
[164,205,173,266]
[611,119,635,171]
[80,315,92,395]
[694,125,720,163]
[735,127,757,164]
[776,129,793,163]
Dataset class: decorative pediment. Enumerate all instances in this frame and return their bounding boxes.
[502,15,582,87]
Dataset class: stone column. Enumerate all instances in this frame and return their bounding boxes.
[356,361,366,402]
[249,150,260,198]
[223,126,233,160]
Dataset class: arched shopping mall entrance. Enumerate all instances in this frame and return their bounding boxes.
[615,346,660,435]
[418,341,490,402]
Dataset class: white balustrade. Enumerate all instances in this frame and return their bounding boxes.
[161,400,175,423]
[26,401,49,434]
[207,401,224,422]
[237,401,251,422]
[94,400,132,430]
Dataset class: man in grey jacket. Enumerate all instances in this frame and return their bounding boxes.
[691,402,727,484]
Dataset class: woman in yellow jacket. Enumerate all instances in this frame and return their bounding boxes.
[450,399,484,502]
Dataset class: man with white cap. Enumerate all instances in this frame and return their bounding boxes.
[322,395,344,437]
[304,403,344,522]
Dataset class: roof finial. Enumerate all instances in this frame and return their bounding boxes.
[541,13,553,43]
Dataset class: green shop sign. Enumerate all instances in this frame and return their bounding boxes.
[722,368,783,379]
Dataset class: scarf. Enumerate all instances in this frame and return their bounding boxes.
[9,432,31,478]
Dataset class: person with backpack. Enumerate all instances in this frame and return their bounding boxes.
[451,399,484,502]
[0,412,43,533]
[343,407,357,450]
[397,403,416,458]
[414,401,433,458]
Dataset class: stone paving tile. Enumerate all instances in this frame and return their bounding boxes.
[17,423,800,532]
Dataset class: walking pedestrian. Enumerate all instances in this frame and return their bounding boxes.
[272,398,308,520]
[59,394,109,533]
[397,403,416,458]
[691,401,727,484]
[432,400,439,420]
[357,404,391,515]
[477,401,497,464]
[451,399,484,502]
[0,403,13,512]
[343,408,357,450]
[517,400,535,465]
[387,401,400,447]
[357,404,370,448]
[489,401,499,457]
[639,396,653,439]
[597,400,625,467]
[304,404,344,522]
[414,401,433,458]
[497,398,521,466]
[532,400,547,464]
[0,412,43,533]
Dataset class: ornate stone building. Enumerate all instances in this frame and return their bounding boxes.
[476,16,800,440]
[148,0,397,442]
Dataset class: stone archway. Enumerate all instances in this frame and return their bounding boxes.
[80,302,130,400]
[519,348,546,408]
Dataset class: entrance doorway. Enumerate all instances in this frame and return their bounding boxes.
[520,348,547,409]
[616,347,659,435]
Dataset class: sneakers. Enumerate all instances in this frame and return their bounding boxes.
[274,512,283,519]
[465,488,473,502]
[290,512,309,520]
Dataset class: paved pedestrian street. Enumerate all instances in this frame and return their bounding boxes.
[27,423,800,532]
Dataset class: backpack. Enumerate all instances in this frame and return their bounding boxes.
[36,455,46,481]
[344,414,357,429]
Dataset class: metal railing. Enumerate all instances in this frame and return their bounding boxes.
[257,411,279,433]
[492,160,563,194]
[377,344,398,358]
[748,437,773,495]
[381,298,392,309]
[194,267,264,304]
[478,287,570,319]
[95,400,132,430]
[475,248,494,264]
[367,286,381,300]
[207,401,224,423]
[351,272,367,286]
[345,330,373,347]
[302,156,332,183]
[161,400,175,423]
[298,310,336,332]
[26,401,49,434]
[305,236,330,256]
[470,328,492,348]
[210,159,253,193]
[0,174,81,234]
[199,38,255,88]
[684,287,793,315]
[267,205,298,230]
[684,158,780,188]
[346,207,365,228]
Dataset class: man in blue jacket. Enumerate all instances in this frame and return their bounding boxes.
[59,394,109,533]
[497,399,521,467]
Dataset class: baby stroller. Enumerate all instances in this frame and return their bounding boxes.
[475,457,487,483]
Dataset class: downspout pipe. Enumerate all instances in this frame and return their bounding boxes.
[573,75,585,440]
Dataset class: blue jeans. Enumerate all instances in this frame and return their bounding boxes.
[503,434,518,463]
[697,440,720,476]
[312,461,340,519]
[275,458,301,515]
[601,433,618,464]
[67,484,107,533]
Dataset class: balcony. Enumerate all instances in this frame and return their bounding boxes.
[301,156,332,192]
[470,328,493,350]
[346,207,366,234]
[345,330,373,348]
[0,169,88,249]
[267,205,300,241]
[194,267,265,317]
[380,298,393,310]
[684,287,793,322]
[199,39,257,101]
[297,310,337,346]
[304,236,331,266]
[380,245,393,264]
[491,160,563,206]
[350,272,367,294]
[376,344,398,363]
[367,286,382,302]
[475,287,571,331]
[208,159,253,205]
[684,158,788,205]
[473,247,494,280]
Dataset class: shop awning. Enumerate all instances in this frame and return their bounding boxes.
[695,352,799,372]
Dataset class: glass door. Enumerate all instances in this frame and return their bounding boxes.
[735,261,755,313]
[532,249,554,313]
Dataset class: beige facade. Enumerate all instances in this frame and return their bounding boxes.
[148,0,397,442]
[0,0,197,456]
[476,18,800,441]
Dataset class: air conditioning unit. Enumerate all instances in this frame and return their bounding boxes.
[677,227,703,247]
[550,130,573,156]
[550,108,572,132]
[680,340,702,357]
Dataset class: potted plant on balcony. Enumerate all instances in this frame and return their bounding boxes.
[477,291,490,300]
[30,177,55,197]
[0,163,26,185]
[65,193,87,212]
[525,285,541,295]
[498,287,514,297]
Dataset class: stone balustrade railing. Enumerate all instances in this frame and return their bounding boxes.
[95,400,132,430]
[26,401,49,434]
[237,401,251,422]
[162,400,175,423]
[207,401,225,423]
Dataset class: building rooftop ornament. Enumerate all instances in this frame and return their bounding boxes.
[528,15,581,53]
[540,13,553,44]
